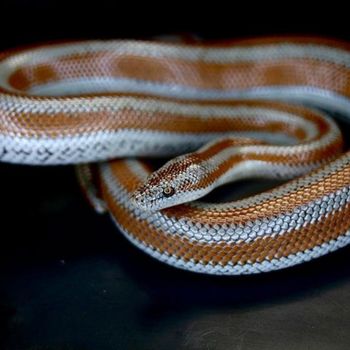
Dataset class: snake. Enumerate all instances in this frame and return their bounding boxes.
[1,36,350,275]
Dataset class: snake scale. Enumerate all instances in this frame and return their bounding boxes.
[1,36,350,275]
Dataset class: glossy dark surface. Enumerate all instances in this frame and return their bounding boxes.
[0,118,349,350]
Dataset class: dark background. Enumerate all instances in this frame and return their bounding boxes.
[1,2,350,349]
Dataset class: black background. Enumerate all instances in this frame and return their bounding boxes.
[1,2,350,350]
[0,1,350,48]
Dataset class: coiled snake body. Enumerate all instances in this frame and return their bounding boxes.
[1,37,350,274]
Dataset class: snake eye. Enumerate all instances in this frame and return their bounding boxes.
[162,186,175,197]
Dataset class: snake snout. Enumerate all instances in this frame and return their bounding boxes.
[130,189,150,211]
[130,184,161,212]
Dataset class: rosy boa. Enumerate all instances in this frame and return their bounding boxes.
[1,36,350,274]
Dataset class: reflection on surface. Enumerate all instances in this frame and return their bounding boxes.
[0,115,350,349]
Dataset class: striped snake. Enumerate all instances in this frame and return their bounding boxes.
[1,37,350,275]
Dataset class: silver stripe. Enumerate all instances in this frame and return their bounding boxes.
[102,160,350,244]
[9,81,350,119]
[101,162,350,274]
[1,40,350,66]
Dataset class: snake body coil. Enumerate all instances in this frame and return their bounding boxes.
[1,37,350,274]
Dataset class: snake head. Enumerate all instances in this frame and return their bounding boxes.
[131,154,209,212]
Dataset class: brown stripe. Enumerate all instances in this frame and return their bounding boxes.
[143,134,342,192]
[0,96,333,140]
[108,152,349,226]
[0,109,316,138]
[166,152,349,223]
[103,160,350,266]
[197,138,267,160]
[192,135,343,191]
[195,106,335,161]
[0,103,331,139]
[6,54,350,97]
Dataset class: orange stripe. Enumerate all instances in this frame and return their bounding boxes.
[165,154,350,224]
[6,54,350,97]
[0,109,320,138]
[142,135,342,192]
[192,137,343,191]
[107,152,349,226]
[103,160,350,266]
[0,99,332,139]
